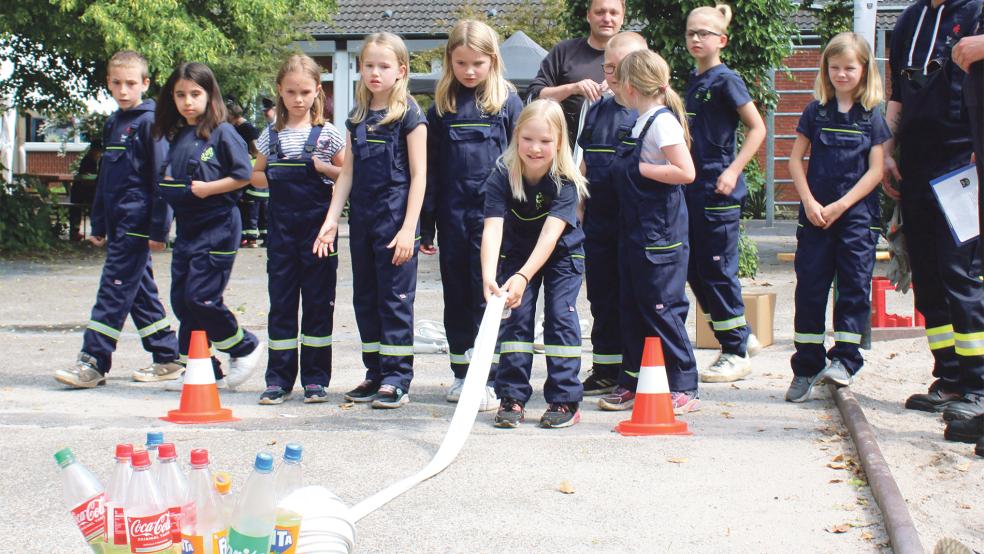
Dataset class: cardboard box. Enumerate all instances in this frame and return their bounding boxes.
[695,291,776,349]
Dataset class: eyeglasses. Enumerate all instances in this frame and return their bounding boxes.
[685,29,722,40]
[900,58,945,80]
[602,63,617,75]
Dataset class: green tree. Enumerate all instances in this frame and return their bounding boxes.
[0,0,331,114]
[801,0,853,44]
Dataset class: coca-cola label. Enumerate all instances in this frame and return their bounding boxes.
[127,511,173,552]
[112,506,127,545]
[168,506,182,543]
[70,493,106,542]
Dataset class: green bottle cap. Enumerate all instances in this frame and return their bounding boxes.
[54,448,75,468]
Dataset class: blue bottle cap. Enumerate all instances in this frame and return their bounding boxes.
[284,443,303,462]
[255,452,275,472]
[145,431,164,447]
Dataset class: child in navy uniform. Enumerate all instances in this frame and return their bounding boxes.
[253,54,346,405]
[55,50,181,389]
[424,20,523,410]
[481,99,588,429]
[314,33,427,409]
[153,62,264,391]
[684,4,767,383]
[786,33,890,402]
[576,31,647,396]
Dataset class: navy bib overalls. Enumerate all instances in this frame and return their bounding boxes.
[792,104,880,376]
[578,97,636,378]
[613,109,697,393]
[349,116,419,391]
[263,126,337,390]
[82,107,179,373]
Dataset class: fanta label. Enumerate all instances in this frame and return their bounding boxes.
[269,523,298,554]
[214,530,229,554]
[71,493,106,543]
[127,511,173,552]
[180,533,203,554]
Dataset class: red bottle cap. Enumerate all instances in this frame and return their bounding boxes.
[157,443,177,460]
[131,450,151,469]
[190,448,209,466]
[115,443,133,460]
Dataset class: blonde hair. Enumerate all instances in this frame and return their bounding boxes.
[351,33,410,126]
[274,54,326,132]
[499,100,588,202]
[606,31,648,51]
[435,20,516,117]
[687,4,733,34]
[108,50,149,80]
[616,50,692,147]
[814,32,884,111]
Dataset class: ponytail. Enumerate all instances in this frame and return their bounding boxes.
[616,50,691,147]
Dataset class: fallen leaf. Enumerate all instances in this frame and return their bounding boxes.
[861,531,874,541]
[831,454,844,462]
[730,384,741,389]
[818,414,833,421]
[959,503,972,510]
[667,457,688,464]
[826,523,852,534]
[828,479,843,484]
[784,426,798,431]
[340,402,355,410]
[558,480,575,494]
[848,478,867,487]
[827,463,847,470]
[955,462,971,472]
[721,411,734,419]
[267,440,277,445]
[887,353,898,360]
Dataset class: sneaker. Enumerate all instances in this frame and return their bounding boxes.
[943,416,984,444]
[371,385,409,409]
[700,352,752,383]
[132,361,184,383]
[303,384,329,403]
[540,402,581,428]
[225,341,264,390]
[746,333,763,357]
[494,398,526,428]
[821,359,852,387]
[54,353,106,388]
[165,374,227,391]
[445,377,465,402]
[258,385,290,405]
[786,375,816,403]
[598,386,635,411]
[942,394,984,422]
[344,380,380,402]
[905,381,965,413]
[671,390,701,414]
[479,385,500,412]
[582,371,617,396]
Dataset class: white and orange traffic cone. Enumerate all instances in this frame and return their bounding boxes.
[161,330,238,424]
[615,336,690,436]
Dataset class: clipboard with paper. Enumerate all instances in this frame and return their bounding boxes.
[929,164,979,245]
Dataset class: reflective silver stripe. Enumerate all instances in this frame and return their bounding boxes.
[213,327,245,350]
[137,318,170,338]
[711,315,747,331]
[300,334,333,348]
[926,325,955,350]
[954,331,984,356]
[269,337,299,351]
[379,344,413,356]
[833,331,862,344]
[87,320,121,340]
[592,353,623,364]
[794,332,825,344]
[362,342,380,353]
[500,341,534,354]
[449,352,470,364]
[544,344,582,358]
[178,354,188,364]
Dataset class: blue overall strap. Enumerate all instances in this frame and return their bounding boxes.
[355,118,368,145]
[300,125,323,160]
[633,107,671,148]
[269,125,284,159]
[160,130,214,179]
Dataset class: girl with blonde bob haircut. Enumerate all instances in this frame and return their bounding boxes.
[434,20,516,116]
[616,49,692,147]
[814,32,884,111]
[350,32,412,126]
[273,54,327,131]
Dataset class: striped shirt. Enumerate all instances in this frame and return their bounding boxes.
[257,123,345,184]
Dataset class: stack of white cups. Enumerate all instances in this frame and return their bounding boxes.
[279,486,356,553]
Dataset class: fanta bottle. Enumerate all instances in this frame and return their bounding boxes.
[125,450,173,553]
[105,443,134,553]
[157,443,189,550]
[213,471,235,529]
[270,444,303,554]
[54,447,106,552]
[228,453,276,554]
[180,449,227,554]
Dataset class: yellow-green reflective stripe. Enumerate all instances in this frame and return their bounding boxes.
[712,315,747,331]
[621,140,636,145]
[869,226,882,231]
[926,324,954,337]
[269,338,299,351]
[269,163,307,167]
[645,242,683,251]
[500,341,534,354]
[834,331,862,344]
[954,331,984,356]
[107,146,126,150]
[209,250,236,255]
[300,334,333,347]
[159,183,185,188]
[362,342,380,353]
[544,345,582,357]
[449,352,470,364]
[624,370,640,378]
[450,123,491,127]
[213,327,244,350]
[510,209,548,221]
[243,230,260,237]
[87,320,121,340]
[593,353,623,364]
[137,318,170,338]
[585,148,616,153]
[928,336,955,350]
[366,139,386,144]
[379,344,413,356]
[126,232,150,239]
[821,127,863,135]
[705,205,741,211]
[686,112,696,116]
[794,332,825,344]
[179,354,188,364]
[245,189,269,197]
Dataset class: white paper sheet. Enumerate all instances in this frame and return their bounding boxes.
[930,164,980,244]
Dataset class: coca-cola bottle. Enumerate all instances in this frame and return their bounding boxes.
[54,447,106,552]
[125,449,173,553]
[157,443,189,549]
[105,443,134,553]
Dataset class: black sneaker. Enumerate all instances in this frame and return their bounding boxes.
[494,398,526,428]
[344,380,380,403]
[942,394,984,422]
[944,416,984,443]
[904,381,964,413]
[371,385,409,409]
[258,385,290,405]
[540,402,581,428]
[582,371,617,396]
[303,384,329,403]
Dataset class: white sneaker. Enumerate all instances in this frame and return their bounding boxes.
[478,385,500,412]
[700,352,752,383]
[445,377,465,403]
[746,334,763,357]
[225,341,265,390]
[165,374,227,391]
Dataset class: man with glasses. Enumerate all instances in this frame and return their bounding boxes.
[884,0,984,424]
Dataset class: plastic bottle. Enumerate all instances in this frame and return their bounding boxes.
[125,450,173,553]
[181,449,227,554]
[54,447,107,552]
[105,443,134,553]
[270,444,303,554]
[156,443,189,551]
[146,432,164,478]
[213,471,235,530]
[227,453,276,554]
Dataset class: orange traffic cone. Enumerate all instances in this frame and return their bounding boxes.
[615,336,690,436]
[161,330,239,424]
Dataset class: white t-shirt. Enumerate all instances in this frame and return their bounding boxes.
[256,123,345,183]
[631,105,685,165]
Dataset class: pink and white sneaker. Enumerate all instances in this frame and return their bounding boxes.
[671,390,701,415]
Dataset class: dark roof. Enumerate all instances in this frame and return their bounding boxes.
[791,1,915,33]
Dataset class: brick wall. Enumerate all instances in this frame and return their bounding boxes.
[26,151,81,175]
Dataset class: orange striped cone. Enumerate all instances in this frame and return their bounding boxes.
[615,336,690,436]
[161,330,238,424]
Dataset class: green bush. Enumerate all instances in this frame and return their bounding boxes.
[0,176,67,254]
[737,223,759,278]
